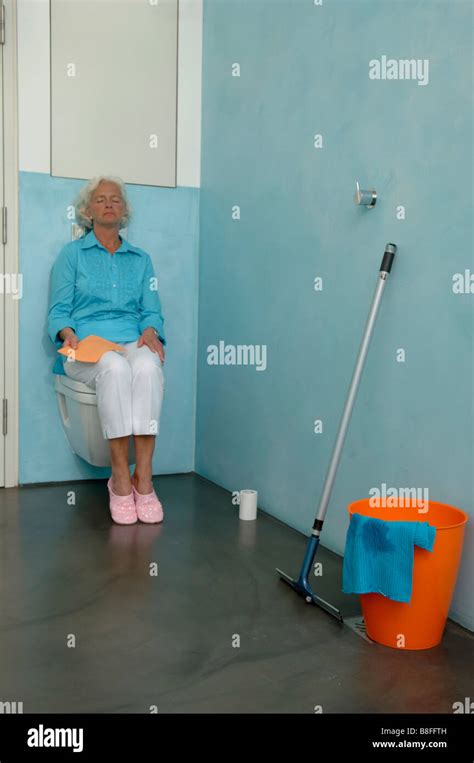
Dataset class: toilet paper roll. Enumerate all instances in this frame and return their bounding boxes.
[239,489,258,521]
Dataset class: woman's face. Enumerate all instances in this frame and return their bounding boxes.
[87,182,125,228]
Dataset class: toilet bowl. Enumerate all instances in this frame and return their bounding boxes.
[55,375,136,467]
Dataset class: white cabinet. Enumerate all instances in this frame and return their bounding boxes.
[50,0,178,187]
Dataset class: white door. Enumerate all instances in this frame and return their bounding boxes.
[0,3,5,488]
[2,0,19,488]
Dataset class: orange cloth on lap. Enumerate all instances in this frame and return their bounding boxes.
[57,335,126,364]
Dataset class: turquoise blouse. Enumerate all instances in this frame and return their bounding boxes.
[47,229,167,375]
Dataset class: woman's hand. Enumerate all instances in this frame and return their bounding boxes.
[59,327,79,351]
[137,327,165,363]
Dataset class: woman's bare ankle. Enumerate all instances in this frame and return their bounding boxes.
[111,470,132,496]
[131,472,153,495]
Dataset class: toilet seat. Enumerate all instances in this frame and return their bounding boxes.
[55,375,96,396]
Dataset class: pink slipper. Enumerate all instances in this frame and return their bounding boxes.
[132,481,164,524]
[107,478,138,525]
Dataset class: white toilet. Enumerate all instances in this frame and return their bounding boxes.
[55,375,136,467]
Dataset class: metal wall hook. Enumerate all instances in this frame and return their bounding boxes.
[354,180,377,208]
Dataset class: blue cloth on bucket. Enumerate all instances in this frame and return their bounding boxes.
[342,513,436,603]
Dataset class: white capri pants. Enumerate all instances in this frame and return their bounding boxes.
[63,340,165,439]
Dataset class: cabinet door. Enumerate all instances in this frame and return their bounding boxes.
[51,0,178,187]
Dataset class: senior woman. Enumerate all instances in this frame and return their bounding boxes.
[47,176,166,525]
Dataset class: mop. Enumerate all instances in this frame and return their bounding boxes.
[276,243,397,622]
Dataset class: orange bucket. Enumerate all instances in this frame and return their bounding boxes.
[347,499,468,650]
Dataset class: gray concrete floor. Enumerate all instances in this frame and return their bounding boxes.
[1,473,472,713]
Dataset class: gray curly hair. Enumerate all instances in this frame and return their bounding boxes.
[73,175,132,230]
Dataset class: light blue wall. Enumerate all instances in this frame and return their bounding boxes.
[196,1,473,629]
[20,171,198,483]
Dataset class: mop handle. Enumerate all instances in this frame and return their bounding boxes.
[311,243,397,535]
